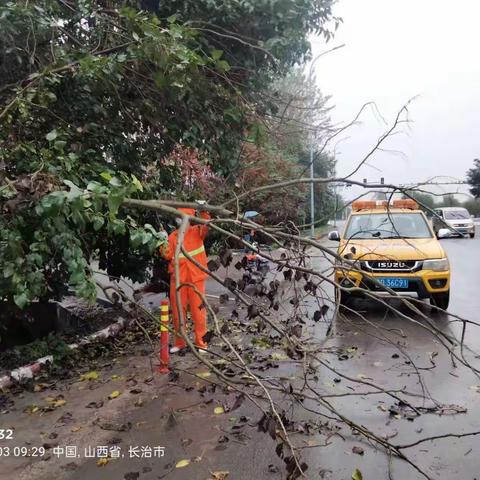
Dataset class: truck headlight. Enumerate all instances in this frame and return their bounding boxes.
[423,258,449,271]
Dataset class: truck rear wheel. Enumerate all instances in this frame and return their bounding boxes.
[430,291,450,311]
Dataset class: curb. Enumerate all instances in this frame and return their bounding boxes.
[0,316,131,390]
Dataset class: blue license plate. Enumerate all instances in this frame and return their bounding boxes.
[377,277,409,289]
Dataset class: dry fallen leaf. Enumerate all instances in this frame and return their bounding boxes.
[214,406,225,415]
[175,459,190,468]
[352,468,363,480]
[52,399,67,408]
[108,391,121,400]
[303,440,325,448]
[33,383,49,392]
[80,371,99,381]
[197,372,211,378]
[211,471,230,480]
[71,426,82,432]
[271,352,288,361]
[212,359,227,365]
[352,446,364,455]
[97,458,110,467]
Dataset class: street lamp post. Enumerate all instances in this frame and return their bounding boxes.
[333,183,338,228]
[310,142,315,238]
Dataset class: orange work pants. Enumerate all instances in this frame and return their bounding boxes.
[169,279,207,349]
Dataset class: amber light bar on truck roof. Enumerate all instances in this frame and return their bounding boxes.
[351,199,418,211]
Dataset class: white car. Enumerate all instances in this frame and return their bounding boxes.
[432,207,475,238]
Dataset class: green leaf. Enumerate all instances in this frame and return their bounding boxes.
[63,180,83,200]
[100,171,112,181]
[54,140,66,151]
[107,193,123,215]
[217,60,231,72]
[130,230,143,248]
[110,219,126,235]
[86,181,107,194]
[46,129,58,141]
[3,263,15,278]
[141,232,153,245]
[167,14,177,23]
[92,216,104,231]
[352,468,363,480]
[224,107,241,122]
[211,49,223,60]
[109,176,122,187]
[14,292,29,309]
[131,174,143,192]
[153,71,169,89]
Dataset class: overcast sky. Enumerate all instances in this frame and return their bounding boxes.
[311,0,480,198]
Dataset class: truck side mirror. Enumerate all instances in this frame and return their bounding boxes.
[328,231,340,241]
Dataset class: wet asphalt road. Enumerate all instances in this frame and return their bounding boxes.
[303,234,480,480]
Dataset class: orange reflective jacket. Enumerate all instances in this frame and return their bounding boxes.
[160,210,210,282]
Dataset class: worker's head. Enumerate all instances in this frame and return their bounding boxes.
[175,208,195,226]
[178,207,195,216]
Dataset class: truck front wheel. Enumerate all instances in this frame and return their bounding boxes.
[430,291,450,311]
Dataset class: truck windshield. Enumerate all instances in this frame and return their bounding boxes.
[444,209,469,220]
[344,213,433,239]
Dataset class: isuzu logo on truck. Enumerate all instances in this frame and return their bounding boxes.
[377,261,406,268]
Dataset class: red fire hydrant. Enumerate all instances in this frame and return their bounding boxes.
[158,299,170,374]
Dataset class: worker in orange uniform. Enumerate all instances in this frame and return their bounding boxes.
[160,207,210,353]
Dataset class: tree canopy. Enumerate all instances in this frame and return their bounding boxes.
[0,0,336,307]
[466,158,480,198]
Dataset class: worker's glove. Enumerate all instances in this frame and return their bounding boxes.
[158,230,168,242]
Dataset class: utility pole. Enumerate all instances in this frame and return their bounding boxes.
[333,183,338,228]
[310,142,315,238]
